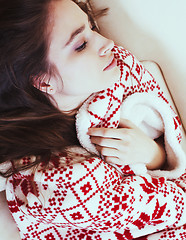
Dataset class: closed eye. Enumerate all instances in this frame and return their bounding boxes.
[75,41,88,52]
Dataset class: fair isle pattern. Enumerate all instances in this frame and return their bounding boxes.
[7,155,186,240]
[76,45,182,157]
[87,45,162,129]
[6,46,186,239]
[76,45,184,179]
[135,220,186,240]
[91,45,175,129]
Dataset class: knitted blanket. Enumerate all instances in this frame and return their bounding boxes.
[0,45,185,192]
[2,45,186,240]
[76,48,186,180]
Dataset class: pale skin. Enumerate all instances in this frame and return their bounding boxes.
[88,119,166,170]
[37,0,166,170]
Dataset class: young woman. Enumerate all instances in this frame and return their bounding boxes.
[0,0,186,239]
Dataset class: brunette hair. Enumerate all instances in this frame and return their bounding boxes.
[0,0,108,177]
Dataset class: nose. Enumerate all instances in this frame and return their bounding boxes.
[99,37,114,57]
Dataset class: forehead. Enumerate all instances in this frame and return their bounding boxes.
[50,0,87,42]
[53,0,85,20]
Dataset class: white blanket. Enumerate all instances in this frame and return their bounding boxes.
[76,92,186,179]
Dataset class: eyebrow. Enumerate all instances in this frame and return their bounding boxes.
[65,25,85,47]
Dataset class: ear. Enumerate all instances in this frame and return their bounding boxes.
[40,82,56,95]
[33,75,56,95]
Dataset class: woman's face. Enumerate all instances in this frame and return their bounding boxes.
[47,0,120,111]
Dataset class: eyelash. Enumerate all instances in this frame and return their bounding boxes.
[75,41,88,52]
[74,24,96,52]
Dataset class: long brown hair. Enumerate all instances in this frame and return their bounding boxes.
[0,0,108,177]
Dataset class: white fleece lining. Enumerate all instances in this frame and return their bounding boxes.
[76,92,186,179]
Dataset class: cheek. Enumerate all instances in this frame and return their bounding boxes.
[55,54,104,95]
[63,56,100,81]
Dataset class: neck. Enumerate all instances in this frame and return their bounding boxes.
[51,93,90,113]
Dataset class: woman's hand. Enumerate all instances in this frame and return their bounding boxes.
[88,119,166,170]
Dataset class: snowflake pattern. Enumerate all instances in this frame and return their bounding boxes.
[5,45,186,240]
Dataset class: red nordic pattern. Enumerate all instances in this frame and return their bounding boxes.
[87,46,163,131]
[78,45,182,176]
[6,45,186,240]
[87,45,182,135]
[6,155,186,239]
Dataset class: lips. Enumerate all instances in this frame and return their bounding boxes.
[103,56,117,71]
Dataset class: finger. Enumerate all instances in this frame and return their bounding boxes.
[88,127,119,138]
[88,127,130,140]
[119,118,137,129]
[90,136,127,150]
[104,156,126,165]
[105,155,142,166]
[95,145,120,158]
